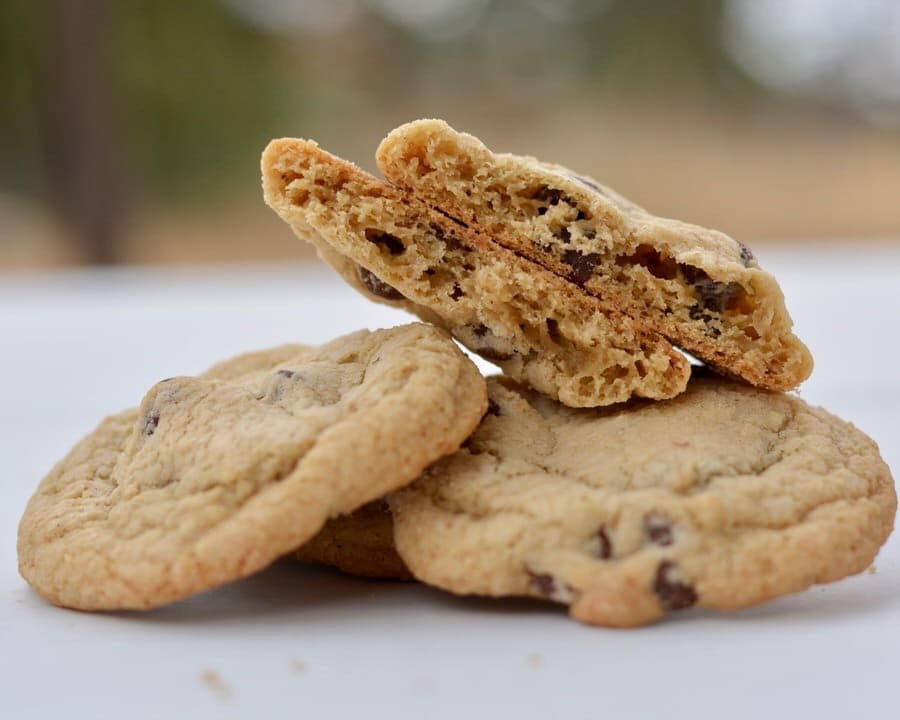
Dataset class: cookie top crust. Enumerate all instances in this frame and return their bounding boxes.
[390,372,895,627]
[377,119,813,391]
[262,137,692,408]
[18,325,486,610]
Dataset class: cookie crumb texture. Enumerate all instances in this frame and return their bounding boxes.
[390,374,895,627]
[262,138,691,408]
[377,119,814,391]
[17,325,486,610]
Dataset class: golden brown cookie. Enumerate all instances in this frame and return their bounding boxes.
[18,325,485,610]
[390,372,895,627]
[262,138,691,408]
[377,119,813,391]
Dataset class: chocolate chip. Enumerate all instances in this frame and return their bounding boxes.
[738,242,755,267]
[449,284,464,301]
[644,515,674,546]
[653,561,697,611]
[545,317,561,343]
[531,185,564,206]
[562,249,601,286]
[432,222,464,251]
[619,244,677,280]
[486,398,501,416]
[680,264,744,313]
[358,266,403,300]
[144,409,160,437]
[583,228,596,240]
[364,228,404,255]
[597,528,612,559]
[472,323,490,338]
[478,346,513,362]
[526,569,557,597]
[276,369,297,379]
[553,226,571,243]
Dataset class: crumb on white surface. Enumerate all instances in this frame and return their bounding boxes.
[200,669,231,700]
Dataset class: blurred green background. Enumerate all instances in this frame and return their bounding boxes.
[2,0,899,268]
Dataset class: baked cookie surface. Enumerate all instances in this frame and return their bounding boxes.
[18,325,485,610]
[390,372,895,627]
[377,119,813,391]
[262,138,691,408]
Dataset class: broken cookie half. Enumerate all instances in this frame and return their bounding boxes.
[262,138,691,408]
[377,119,813,391]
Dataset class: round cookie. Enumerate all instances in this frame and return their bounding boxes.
[390,372,895,627]
[18,324,486,610]
[294,500,412,580]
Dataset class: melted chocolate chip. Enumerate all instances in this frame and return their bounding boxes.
[738,242,755,267]
[644,515,674,546]
[531,185,564,206]
[653,561,697,611]
[619,244,677,280]
[478,346,513,362]
[545,317,561,343]
[472,323,490,338]
[486,398,501,416]
[432,223,464,251]
[681,265,744,313]
[449,284,464,301]
[358,266,404,300]
[364,228,405,255]
[526,569,557,597]
[144,409,160,437]
[562,249,601,286]
[553,226,571,243]
[597,528,612,559]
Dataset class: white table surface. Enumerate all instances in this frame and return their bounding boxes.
[2,246,899,719]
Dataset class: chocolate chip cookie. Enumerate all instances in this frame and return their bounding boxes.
[390,371,895,627]
[377,119,813,391]
[18,325,485,610]
[262,138,691,408]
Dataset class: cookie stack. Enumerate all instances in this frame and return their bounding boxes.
[18,121,895,627]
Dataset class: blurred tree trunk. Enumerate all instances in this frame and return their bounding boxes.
[47,0,122,264]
